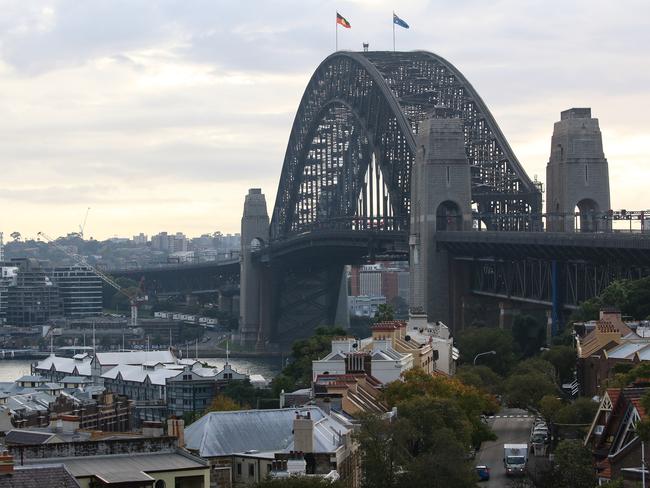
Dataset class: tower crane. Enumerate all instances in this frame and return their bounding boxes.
[37,231,146,325]
[79,207,91,239]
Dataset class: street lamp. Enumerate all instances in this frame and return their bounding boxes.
[473,350,497,366]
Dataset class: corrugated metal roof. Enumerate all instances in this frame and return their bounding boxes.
[607,342,647,359]
[96,350,176,366]
[184,406,351,458]
[50,452,207,478]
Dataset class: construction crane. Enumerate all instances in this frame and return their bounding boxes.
[37,231,146,325]
[79,207,91,239]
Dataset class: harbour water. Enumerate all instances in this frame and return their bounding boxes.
[0,356,283,383]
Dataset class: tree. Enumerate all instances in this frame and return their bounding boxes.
[542,440,597,488]
[512,315,546,357]
[455,365,503,395]
[270,326,347,394]
[206,394,246,412]
[554,397,598,425]
[374,304,395,323]
[539,395,563,424]
[456,327,516,376]
[541,345,577,383]
[502,359,558,409]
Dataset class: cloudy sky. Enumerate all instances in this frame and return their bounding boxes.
[1,0,648,240]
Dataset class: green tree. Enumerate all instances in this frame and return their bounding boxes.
[270,326,347,394]
[502,359,558,409]
[539,395,563,423]
[456,327,516,376]
[512,315,546,357]
[544,440,597,488]
[554,397,598,425]
[375,304,395,323]
[455,365,503,395]
[541,345,577,383]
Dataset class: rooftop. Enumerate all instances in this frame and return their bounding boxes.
[2,464,81,488]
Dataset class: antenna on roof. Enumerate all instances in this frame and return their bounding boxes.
[226,340,230,366]
[169,328,172,350]
[50,332,53,356]
[92,320,96,354]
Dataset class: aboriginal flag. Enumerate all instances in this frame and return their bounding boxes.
[336,12,351,28]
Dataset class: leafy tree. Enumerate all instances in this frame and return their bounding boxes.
[456,326,516,376]
[539,395,563,423]
[455,365,503,395]
[542,440,597,488]
[355,414,403,488]
[502,359,558,409]
[541,345,577,383]
[375,304,395,323]
[219,379,277,409]
[270,326,347,394]
[554,397,598,425]
[206,394,246,411]
[512,315,546,357]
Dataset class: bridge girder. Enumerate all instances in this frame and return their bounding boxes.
[271,51,542,240]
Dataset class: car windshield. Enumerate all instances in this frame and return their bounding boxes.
[506,456,525,465]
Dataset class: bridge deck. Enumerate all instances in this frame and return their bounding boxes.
[436,231,650,264]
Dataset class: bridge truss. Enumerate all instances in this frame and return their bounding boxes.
[271,51,542,240]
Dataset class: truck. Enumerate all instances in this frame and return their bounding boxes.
[503,444,528,476]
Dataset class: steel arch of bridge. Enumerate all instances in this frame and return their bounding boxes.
[271,51,542,240]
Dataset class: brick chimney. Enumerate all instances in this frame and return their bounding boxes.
[167,417,185,448]
[0,451,14,473]
[293,411,314,453]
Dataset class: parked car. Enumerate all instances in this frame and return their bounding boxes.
[475,465,490,481]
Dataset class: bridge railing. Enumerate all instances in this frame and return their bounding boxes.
[288,216,407,236]
[472,210,650,233]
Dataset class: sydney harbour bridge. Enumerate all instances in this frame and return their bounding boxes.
[113,51,650,347]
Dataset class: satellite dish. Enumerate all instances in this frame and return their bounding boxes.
[405,335,411,342]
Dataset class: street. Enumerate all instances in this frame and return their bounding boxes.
[475,408,534,487]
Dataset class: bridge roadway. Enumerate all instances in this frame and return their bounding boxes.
[435,230,650,264]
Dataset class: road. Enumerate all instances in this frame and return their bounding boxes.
[475,408,534,487]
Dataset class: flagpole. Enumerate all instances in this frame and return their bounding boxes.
[393,12,395,52]
[336,14,338,51]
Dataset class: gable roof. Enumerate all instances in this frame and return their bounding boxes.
[5,430,60,445]
[3,464,81,488]
[184,406,351,458]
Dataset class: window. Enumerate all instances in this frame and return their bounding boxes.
[249,464,255,477]
[237,463,242,475]
[154,481,166,488]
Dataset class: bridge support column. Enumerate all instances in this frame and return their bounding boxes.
[409,118,472,329]
[546,108,611,232]
[239,188,270,347]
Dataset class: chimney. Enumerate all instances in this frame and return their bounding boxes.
[167,417,185,448]
[142,421,164,438]
[59,414,80,434]
[293,411,314,453]
[0,451,13,473]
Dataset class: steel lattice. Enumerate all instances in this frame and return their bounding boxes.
[271,51,542,240]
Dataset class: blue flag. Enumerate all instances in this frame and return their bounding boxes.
[393,13,409,29]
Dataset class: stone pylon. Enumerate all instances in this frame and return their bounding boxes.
[546,108,611,232]
[239,189,269,346]
[409,118,472,324]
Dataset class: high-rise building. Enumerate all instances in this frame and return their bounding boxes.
[132,233,148,245]
[0,265,18,324]
[51,265,103,318]
[6,258,63,326]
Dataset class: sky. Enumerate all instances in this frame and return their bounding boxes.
[0,0,649,240]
